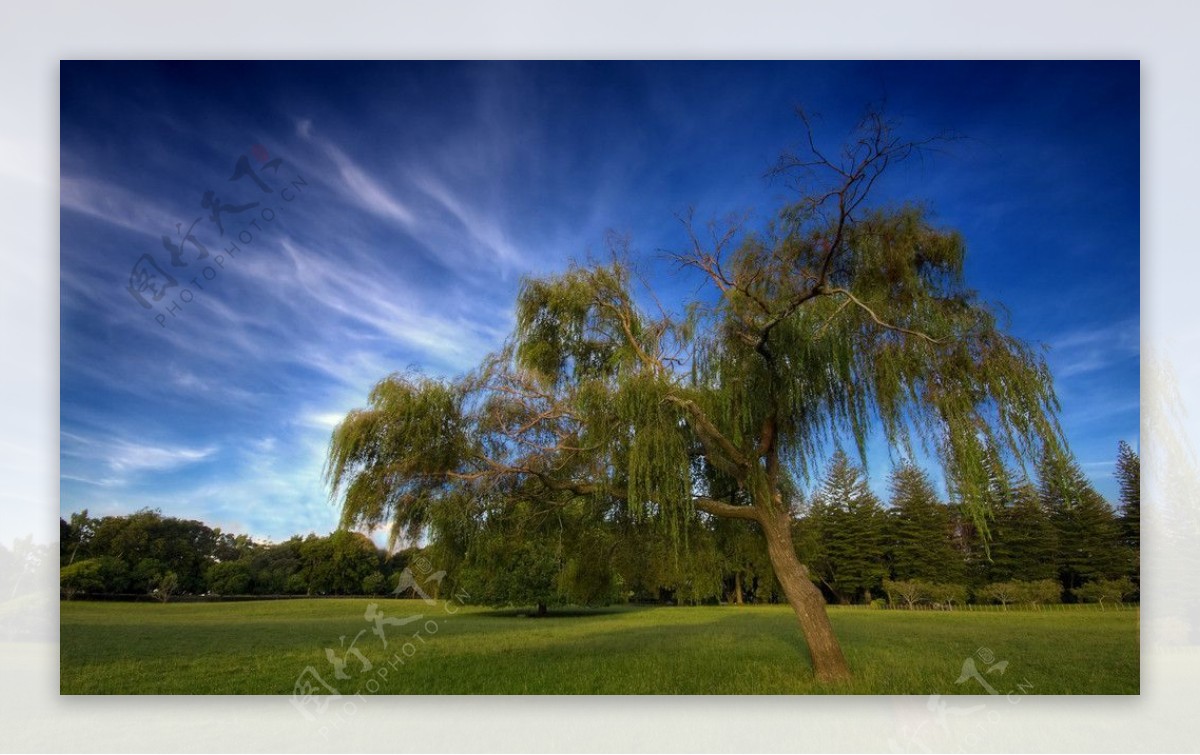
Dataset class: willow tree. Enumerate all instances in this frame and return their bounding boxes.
[327,111,1062,682]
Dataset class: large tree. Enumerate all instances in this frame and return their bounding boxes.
[327,111,1062,682]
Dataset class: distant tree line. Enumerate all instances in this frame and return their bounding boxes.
[58,510,405,600]
[60,442,1139,609]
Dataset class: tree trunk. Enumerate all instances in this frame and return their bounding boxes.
[537,601,548,617]
[760,509,852,683]
[734,571,745,605]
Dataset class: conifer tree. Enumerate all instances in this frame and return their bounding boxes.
[808,451,887,603]
[1039,450,1124,592]
[987,481,1059,583]
[1115,441,1140,552]
[886,462,964,584]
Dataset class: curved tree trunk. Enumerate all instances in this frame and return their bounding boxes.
[759,508,851,683]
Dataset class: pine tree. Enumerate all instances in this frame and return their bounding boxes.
[1114,440,1140,593]
[1039,450,1125,592]
[948,447,1012,588]
[886,463,964,584]
[987,482,1059,582]
[808,451,887,603]
[1116,441,1140,549]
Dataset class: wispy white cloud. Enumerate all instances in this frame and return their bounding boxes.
[1079,459,1116,478]
[108,443,217,472]
[59,473,122,487]
[61,430,218,474]
[60,176,177,238]
[409,171,525,268]
[1047,318,1139,379]
[299,119,532,274]
[271,237,508,371]
[301,411,346,430]
[321,142,418,227]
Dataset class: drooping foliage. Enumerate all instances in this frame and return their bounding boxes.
[680,202,1063,533]
[325,372,473,549]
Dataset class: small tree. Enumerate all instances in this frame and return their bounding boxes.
[1075,577,1135,609]
[981,581,1018,609]
[461,537,563,616]
[1039,450,1125,591]
[60,559,105,600]
[1115,441,1140,593]
[151,571,179,603]
[987,482,1059,583]
[882,579,926,609]
[1115,441,1140,549]
[886,463,963,584]
[927,583,968,610]
[1015,579,1061,608]
[205,560,252,596]
[362,571,387,596]
[809,451,887,603]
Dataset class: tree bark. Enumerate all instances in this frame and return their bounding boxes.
[759,508,852,683]
[734,570,745,605]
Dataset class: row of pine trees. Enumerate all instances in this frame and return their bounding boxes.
[791,442,1140,606]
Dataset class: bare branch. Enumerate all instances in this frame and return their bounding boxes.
[826,287,945,345]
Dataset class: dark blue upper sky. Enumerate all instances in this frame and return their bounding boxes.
[60,61,1139,542]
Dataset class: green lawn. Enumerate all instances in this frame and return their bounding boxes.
[60,599,1138,694]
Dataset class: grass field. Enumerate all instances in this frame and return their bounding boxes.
[60,599,1138,694]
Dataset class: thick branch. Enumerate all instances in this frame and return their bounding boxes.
[694,496,760,522]
[663,394,751,477]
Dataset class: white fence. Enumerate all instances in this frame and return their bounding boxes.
[830,601,1140,612]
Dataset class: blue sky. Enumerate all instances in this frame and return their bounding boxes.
[60,61,1139,543]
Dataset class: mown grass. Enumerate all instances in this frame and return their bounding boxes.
[60,600,1138,694]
